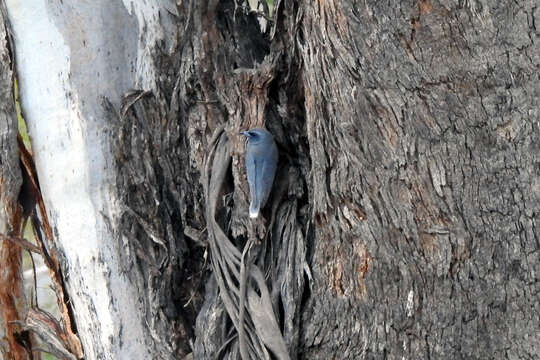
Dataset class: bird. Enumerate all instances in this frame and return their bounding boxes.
[240,128,278,218]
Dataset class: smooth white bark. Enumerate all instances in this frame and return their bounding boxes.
[6,1,176,358]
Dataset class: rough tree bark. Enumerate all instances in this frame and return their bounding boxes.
[0,5,28,359]
[297,1,540,359]
[1,0,539,359]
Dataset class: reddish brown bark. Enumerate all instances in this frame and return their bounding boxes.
[0,2,29,358]
[0,206,28,360]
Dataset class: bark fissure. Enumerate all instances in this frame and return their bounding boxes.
[297,1,540,359]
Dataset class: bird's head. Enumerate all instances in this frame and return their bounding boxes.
[240,128,273,144]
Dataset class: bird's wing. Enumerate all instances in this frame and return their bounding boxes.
[246,149,260,217]
[259,151,278,207]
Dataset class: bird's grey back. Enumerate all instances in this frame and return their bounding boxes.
[244,128,278,217]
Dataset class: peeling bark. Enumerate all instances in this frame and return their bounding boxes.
[17,139,83,359]
[0,4,28,359]
[5,0,181,358]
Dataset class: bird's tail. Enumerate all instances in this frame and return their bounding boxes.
[249,200,260,218]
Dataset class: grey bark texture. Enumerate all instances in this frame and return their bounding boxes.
[120,0,540,358]
[2,0,540,359]
[295,1,540,359]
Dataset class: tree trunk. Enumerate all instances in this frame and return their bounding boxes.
[0,5,29,359]
[297,1,540,358]
[1,0,539,359]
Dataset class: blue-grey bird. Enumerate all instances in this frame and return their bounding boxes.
[241,128,278,218]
